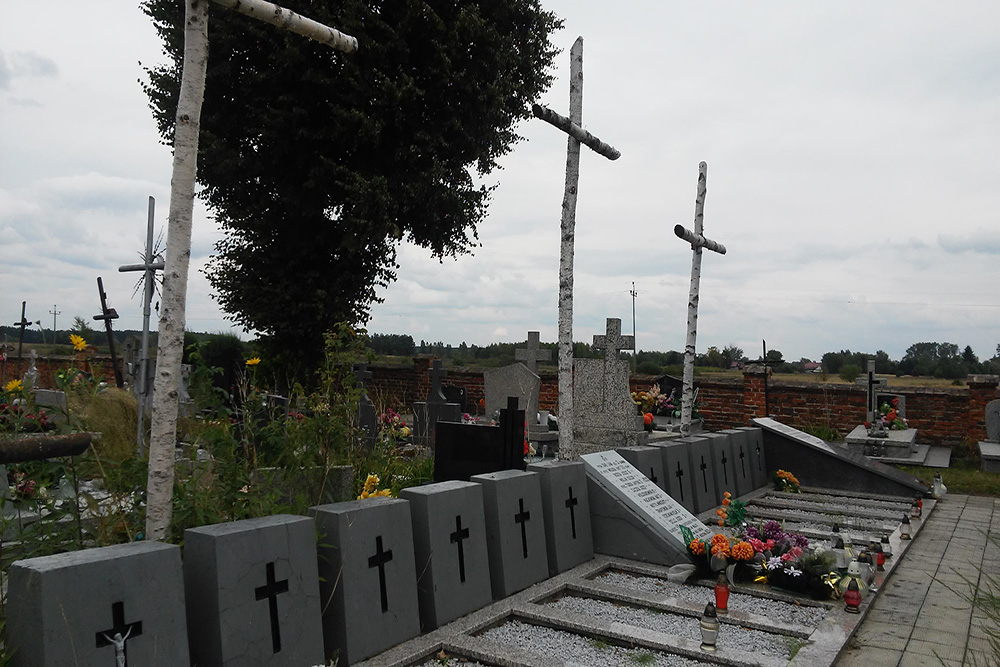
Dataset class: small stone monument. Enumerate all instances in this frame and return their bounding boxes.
[22,350,39,390]
[513,331,558,454]
[412,360,461,448]
[354,362,378,448]
[978,398,1000,473]
[845,360,918,458]
[571,318,646,457]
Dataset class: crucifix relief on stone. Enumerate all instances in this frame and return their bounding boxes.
[254,561,290,654]
[96,600,143,667]
[514,498,531,559]
[532,36,621,460]
[515,331,551,376]
[674,162,727,437]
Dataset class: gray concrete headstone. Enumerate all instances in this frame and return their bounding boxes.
[470,469,549,599]
[735,426,768,489]
[484,363,541,431]
[617,446,666,493]
[703,431,744,501]
[309,497,420,666]
[680,436,717,514]
[721,429,754,494]
[183,514,324,666]
[527,460,594,576]
[399,481,493,631]
[7,541,189,667]
[647,441,697,514]
[986,399,1000,442]
[582,450,711,566]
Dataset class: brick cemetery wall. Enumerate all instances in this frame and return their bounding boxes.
[367,359,997,449]
[4,355,121,390]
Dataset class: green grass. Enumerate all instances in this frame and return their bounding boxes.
[899,458,1000,497]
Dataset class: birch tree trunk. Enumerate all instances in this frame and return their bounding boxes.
[680,162,708,437]
[145,0,209,542]
[557,37,584,460]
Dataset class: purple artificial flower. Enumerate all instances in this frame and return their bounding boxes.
[762,520,784,541]
[744,525,761,541]
[793,533,810,548]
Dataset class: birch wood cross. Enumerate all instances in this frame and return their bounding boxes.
[673,162,727,437]
[146,0,357,541]
[532,36,620,461]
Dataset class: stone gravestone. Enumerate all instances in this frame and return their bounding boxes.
[583,450,711,565]
[471,469,549,599]
[527,460,594,576]
[703,431,744,501]
[310,497,420,666]
[434,397,526,482]
[677,435,718,514]
[183,514,324,666]
[399,480,493,630]
[978,399,1000,473]
[735,426,768,490]
[617,445,666,493]
[646,439,698,515]
[720,429,754,495]
[354,362,378,448]
[7,541,189,667]
[412,360,461,448]
[484,363,539,428]
[572,318,646,456]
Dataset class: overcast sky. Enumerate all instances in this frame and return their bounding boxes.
[2,1,999,363]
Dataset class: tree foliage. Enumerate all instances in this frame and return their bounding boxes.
[141,0,562,377]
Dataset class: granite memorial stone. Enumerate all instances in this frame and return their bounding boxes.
[735,426,768,489]
[470,469,549,599]
[978,399,1000,473]
[616,445,666,493]
[679,435,718,514]
[647,440,697,515]
[527,460,594,576]
[412,360,462,448]
[703,431,745,500]
[309,497,420,665]
[399,480,493,630]
[7,541,189,667]
[183,514,324,666]
[720,429,754,494]
[434,397,525,482]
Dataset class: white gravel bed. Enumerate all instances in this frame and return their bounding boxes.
[751,498,899,519]
[594,570,829,628]
[544,593,795,659]
[414,657,489,667]
[749,507,891,530]
[776,521,881,545]
[478,619,709,667]
[790,492,911,511]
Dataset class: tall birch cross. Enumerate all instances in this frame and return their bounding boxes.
[673,162,727,437]
[532,36,620,460]
[146,0,358,542]
[119,196,164,456]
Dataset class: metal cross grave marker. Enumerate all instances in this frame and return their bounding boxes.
[93,277,125,389]
[674,162,727,436]
[533,36,620,461]
[13,301,31,361]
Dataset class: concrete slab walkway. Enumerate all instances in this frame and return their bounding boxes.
[835,494,1000,667]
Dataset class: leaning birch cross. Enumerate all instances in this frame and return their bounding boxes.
[673,162,726,437]
[532,36,620,461]
[146,0,358,542]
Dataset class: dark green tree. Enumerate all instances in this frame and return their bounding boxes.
[141,0,562,378]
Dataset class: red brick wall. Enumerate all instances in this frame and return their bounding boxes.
[3,355,121,389]
[366,360,998,448]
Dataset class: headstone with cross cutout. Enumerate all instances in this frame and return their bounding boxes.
[679,435,719,514]
[617,446,667,494]
[470,469,548,599]
[412,359,461,448]
[720,429,754,494]
[583,450,711,566]
[735,426,768,489]
[571,318,646,456]
[704,432,745,501]
[647,440,698,515]
[399,480,492,630]
[183,514,324,666]
[7,541,189,666]
[309,497,419,665]
[527,460,594,576]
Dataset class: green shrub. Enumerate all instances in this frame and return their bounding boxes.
[839,364,862,383]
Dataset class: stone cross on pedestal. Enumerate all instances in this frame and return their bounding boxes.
[427,359,448,404]
[593,318,634,413]
[515,331,551,375]
[865,359,888,437]
[119,196,165,455]
[673,162,727,437]
[532,36,621,460]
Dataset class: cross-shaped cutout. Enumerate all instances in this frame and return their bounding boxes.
[565,486,579,539]
[368,535,394,613]
[738,446,747,478]
[719,452,730,485]
[514,498,531,559]
[648,467,658,486]
[674,462,685,502]
[515,331,551,375]
[255,561,290,654]
[592,318,634,361]
[96,600,143,664]
[450,515,470,583]
[699,456,709,493]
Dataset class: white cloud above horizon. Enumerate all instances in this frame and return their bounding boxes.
[2,1,999,363]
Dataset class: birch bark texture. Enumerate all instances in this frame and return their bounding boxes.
[674,162,727,437]
[146,0,209,542]
[144,0,358,541]
[532,36,620,462]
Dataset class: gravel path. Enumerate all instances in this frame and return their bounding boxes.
[479,619,710,667]
[414,657,489,667]
[747,507,892,531]
[544,593,796,658]
[594,570,829,628]
[788,492,910,511]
